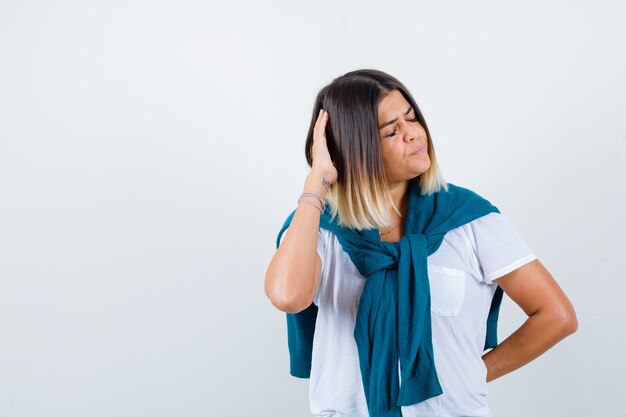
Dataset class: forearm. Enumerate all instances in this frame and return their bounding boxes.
[482,309,576,382]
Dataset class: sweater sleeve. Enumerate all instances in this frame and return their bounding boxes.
[464,212,538,283]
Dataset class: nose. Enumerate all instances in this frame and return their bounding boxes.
[401,120,418,143]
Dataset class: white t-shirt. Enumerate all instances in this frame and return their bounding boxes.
[280,212,537,417]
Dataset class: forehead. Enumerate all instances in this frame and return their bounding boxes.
[378,90,410,115]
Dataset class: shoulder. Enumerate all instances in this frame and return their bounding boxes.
[444,182,473,193]
[427,182,500,229]
[461,211,516,246]
[442,182,496,205]
[461,212,538,283]
[437,182,499,210]
[463,211,522,235]
[464,211,506,226]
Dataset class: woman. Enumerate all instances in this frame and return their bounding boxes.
[264,69,577,417]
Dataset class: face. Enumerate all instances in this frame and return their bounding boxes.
[377,89,431,184]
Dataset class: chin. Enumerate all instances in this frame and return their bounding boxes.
[413,162,431,176]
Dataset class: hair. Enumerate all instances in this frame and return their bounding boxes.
[304,68,448,230]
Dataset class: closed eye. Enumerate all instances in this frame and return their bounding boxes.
[386,118,419,138]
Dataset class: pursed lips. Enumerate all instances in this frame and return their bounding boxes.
[410,145,425,155]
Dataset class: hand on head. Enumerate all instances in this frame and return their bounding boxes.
[311,109,338,186]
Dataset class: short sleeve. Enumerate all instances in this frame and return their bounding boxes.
[279,226,327,304]
[464,212,538,283]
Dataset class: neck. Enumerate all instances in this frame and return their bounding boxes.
[387,180,410,217]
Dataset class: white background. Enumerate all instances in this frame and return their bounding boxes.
[1,1,625,416]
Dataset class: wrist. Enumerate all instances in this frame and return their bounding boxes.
[304,170,331,199]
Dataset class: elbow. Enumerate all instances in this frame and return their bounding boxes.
[562,309,578,336]
[554,304,578,337]
[265,270,313,314]
[268,294,311,314]
[265,286,312,313]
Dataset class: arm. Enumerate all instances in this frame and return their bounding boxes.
[482,259,578,382]
[265,109,337,314]
[264,170,327,313]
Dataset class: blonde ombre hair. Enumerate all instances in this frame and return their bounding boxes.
[304,69,448,230]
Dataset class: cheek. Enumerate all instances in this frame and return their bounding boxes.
[380,145,394,164]
[380,146,403,168]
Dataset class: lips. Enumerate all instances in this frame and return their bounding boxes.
[410,145,425,155]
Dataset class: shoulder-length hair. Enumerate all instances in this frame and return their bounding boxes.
[304,68,448,230]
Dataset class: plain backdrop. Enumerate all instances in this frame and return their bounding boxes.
[1,1,625,416]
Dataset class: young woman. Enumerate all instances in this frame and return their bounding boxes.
[265,69,577,417]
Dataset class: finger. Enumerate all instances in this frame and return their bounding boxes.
[317,110,328,131]
[314,110,326,137]
[314,109,323,129]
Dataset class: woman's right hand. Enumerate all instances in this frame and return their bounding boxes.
[311,109,338,185]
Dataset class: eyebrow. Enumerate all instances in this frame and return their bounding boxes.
[379,105,413,130]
